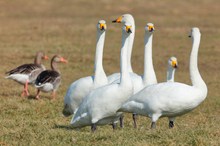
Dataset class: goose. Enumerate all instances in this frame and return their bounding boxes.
[119,27,207,129]
[5,51,48,96]
[71,22,133,132]
[62,20,108,116]
[35,55,67,99]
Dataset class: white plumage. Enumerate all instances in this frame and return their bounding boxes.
[119,27,207,129]
[63,20,108,116]
[71,22,134,131]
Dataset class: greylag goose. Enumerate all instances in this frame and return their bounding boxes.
[5,51,48,96]
[35,55,67,99]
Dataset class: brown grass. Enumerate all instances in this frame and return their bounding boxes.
[0,0,220,145]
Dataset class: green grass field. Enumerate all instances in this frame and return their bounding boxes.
[0,0,220,145]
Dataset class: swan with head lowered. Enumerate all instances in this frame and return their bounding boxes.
[119,27,207,129]
[62,20,108,116]
[71,22,133,132]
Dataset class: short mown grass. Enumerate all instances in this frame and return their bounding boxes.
[0,0,220,145]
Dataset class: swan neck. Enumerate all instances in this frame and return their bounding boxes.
[190,33,207,92]
[143,33,157,85]
[127,28,135,73]
[120,32,130,85]
[167,66,175,82]
[94,31,107,82]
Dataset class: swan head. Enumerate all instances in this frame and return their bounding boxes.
[168,56,178,69]
[112,14,134,25]
[97,20,107,32]
[188,27,201,38]
[122,22,133,35]
[145,23,155,33]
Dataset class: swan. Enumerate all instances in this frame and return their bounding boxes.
[167,56,178,82]
[71,22,133,132]
[5,51,48,96]
[35,55,68,99]
[62,20,108,116]
[108,14,138,83]
[132,23,158,128]
[119,27,207,129]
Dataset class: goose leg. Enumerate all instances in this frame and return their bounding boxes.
[91,124,97,132]
[24,80,29,96]
[35,89,40,100]
[51,91,56,99]
[133,113,137,128]
[119,115,124,128]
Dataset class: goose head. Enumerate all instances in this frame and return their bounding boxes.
[97,20,107,32]
[168,56,178,69]
[52,55,68,64]
[145,23,155,33]
[112,14,134,25]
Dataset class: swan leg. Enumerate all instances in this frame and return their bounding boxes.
[151,122,156,129]
[150,114,161,129]
[91,124,97,132]
[119,115,124,128]
[132,113,137,128]
[168,117,175,128]
[112,123,117,130]
[35,89,40,100]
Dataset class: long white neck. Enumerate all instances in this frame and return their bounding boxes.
[190,32,207,94]
[94,31,107,84]
[120,32,131,86]
[143,32,157,86]
[167,66,175,82]
[127,24,135,73]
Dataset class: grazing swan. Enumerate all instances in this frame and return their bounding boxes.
[63,20,108,116]
[35,55,67,99]
[71,22,133,132]
[119,27,207,129]
[5,51,48,96]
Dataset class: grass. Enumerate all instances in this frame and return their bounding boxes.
[0,0,220,145]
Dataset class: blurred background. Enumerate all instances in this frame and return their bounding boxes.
[0,0,219,145]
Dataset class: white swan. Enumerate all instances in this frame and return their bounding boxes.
[71,22,133,132]
[108,14,138,83]
[63,20,108,116]
[119,27,207,129]
[167,56,178,82]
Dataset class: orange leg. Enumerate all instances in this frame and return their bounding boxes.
[24,80,30,96]
[51,91,56,99]
[35,89,40,100]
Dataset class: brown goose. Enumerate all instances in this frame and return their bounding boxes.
[5,51,48,96]
[35,55,67,99]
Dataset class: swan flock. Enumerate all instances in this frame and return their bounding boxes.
[64,14,208,132]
